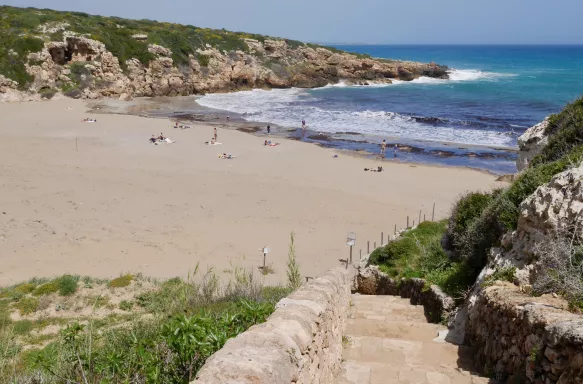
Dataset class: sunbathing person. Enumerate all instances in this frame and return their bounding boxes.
[149,135,157,144]
[264,140,280,147]
[158,132,165,140]
[219,153,234,159]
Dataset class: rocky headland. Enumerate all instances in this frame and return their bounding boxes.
[0,6,448,102]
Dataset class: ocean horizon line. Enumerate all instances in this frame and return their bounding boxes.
[317,42,583,47]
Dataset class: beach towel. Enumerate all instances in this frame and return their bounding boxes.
[205,142,222,145]
[164,138,176,144]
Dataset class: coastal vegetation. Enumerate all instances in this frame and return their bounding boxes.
[0,266,293,383]
[370,96,583,308]
[0,5,347,88]
[369,221,474,299]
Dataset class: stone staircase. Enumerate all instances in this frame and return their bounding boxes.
[334,294,491,384]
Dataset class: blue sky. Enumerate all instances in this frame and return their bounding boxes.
[3,0,583,44]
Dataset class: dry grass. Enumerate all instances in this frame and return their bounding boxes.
[532,230,583,311]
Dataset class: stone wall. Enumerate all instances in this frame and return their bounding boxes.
[192,266,356,384]
[356,266,455,323]
[466,281,583,383]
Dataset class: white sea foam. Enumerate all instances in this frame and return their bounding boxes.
[448,69,516,81]
[198,88,516,147]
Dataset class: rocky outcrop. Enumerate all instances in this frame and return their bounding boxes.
[517,118,550,171]
[466,281,583,383]
[1,33,448,102]
[192,267,356,384]
[485,163,583,285]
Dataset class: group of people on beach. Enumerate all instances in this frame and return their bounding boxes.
[149,132,175,144]
[380,140,398,158]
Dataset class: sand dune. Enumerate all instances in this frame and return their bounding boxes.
[0,99,502,286]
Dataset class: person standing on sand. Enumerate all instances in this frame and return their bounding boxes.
[267,125,271,134]
[213,127,217,141]
[380,140,387,156]
[394,144,398,158]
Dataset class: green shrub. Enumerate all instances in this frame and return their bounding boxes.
[197,54,210,67]
[32,281,59,296]
[109,274,133,288]
[482,266,516,287]
[13,283,36,295]
[15,297,39,315]
[531,96,583,167]
[446,191,494,255]
[57,275,78,296]
[12,319,33,335]
[118,300,133,311]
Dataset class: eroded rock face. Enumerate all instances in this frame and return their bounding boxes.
[517,118,550,171]
[485,164,583,284]
[1,35,449,102]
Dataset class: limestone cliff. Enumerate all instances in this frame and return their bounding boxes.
[516,118,550,171]
[0,6,448,102]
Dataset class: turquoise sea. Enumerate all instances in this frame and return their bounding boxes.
[198,45,583,173]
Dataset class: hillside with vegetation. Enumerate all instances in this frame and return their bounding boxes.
[0,230,305,383]
[0,5,448,101]
[370,95,583,309]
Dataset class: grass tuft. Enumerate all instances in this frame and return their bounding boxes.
[108,274,133,288]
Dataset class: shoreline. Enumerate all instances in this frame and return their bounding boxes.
[0,98,503,286]
[87,96,519,175]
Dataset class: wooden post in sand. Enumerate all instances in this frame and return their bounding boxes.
[407,216,409,228]
[367,241,370,254]
[432,203,435,221]
[381,232,384,246]
[360,249,362,260]
[394,224,397,235]
[374,242,376,249]
[413,220,415,227]
[418,210,421,225]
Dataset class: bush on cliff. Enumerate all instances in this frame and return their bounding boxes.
[531,96,583,167]
[532,232,583,311]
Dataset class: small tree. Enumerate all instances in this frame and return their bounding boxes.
[286,232,302,290]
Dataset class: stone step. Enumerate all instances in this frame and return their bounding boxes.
[334,295,489,384]
[351,307,428,323]
[346,319,445,342]
[342,336,470,368]
[335,360,490,384]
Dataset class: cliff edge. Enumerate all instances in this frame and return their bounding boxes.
[0,6,448,102]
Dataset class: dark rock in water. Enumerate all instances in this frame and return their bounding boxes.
[337,131,363,135]
[496,174,515,183]
[413,116,446,125]
[427,150,456,158]
[237,126,262,133]
[308,133,331,141]
[397,144,424,154]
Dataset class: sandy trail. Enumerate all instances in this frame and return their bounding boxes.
[0,99,501,286]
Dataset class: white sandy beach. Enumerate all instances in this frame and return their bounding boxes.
[0,99,502,286]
